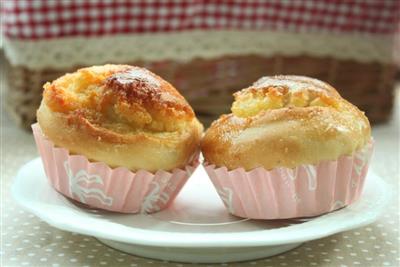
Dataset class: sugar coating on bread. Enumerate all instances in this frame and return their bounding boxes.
[202,75,371,171]
[38,65,203,172]
[232,76,340,118]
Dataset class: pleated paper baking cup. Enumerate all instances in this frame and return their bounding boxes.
[205,141,374,220]
[32,124,199,214]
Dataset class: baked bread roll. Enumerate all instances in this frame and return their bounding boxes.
[37,64,203,172]
[201,75,371,170]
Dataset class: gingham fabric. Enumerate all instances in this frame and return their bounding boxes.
[1,0,399,40]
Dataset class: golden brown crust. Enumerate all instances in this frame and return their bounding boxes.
[37,65,203,172]
[201,75,371,170]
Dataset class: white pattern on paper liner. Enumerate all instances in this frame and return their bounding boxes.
[304,165,317,191]
[353,146,370,176]
[218,187,235,214]
[351,145,370,188]
[281,166,317,191]
[64,161,113,206]
[141,181,170,214]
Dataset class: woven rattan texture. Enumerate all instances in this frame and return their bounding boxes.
[5,55,396,129]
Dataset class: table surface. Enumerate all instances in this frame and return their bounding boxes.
[1,78,399,267]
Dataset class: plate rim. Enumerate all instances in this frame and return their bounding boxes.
[11,157,392,248]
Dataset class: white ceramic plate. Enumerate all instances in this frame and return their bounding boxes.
[12,158,391,263]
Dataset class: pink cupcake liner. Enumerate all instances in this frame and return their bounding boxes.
[32,124,199,214]
[205,141,374,219]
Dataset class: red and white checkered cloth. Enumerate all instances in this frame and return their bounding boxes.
[1,0,399,40]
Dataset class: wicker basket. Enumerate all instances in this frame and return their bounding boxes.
[4,54,396,129]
